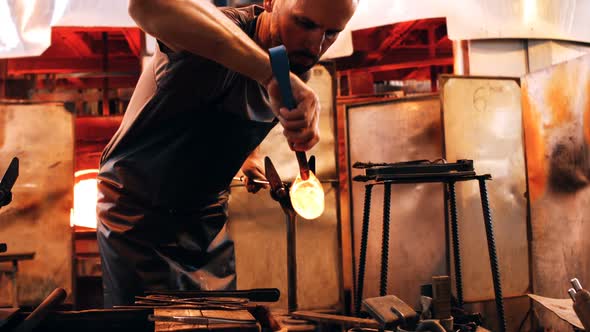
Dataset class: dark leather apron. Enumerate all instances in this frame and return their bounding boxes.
[97,82,276,306]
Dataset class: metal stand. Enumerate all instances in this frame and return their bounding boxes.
[448,181,463,308]
[355,184,373,316]
[286,208,298,313]
[354,163,506,332]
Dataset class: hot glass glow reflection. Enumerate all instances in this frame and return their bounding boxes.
[289,171,325,220]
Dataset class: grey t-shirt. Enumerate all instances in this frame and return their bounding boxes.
[97,5,276,212]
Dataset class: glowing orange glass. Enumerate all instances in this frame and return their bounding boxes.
[289,171,325,220]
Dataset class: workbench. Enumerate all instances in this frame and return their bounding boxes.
[0,252,35,307]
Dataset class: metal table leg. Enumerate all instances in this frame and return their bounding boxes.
[380,183,392,296]
[448,181,464,308]
[356,184,373,316]
[478,177,506,332]
[10,260,18,308]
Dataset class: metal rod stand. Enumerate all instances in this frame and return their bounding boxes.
[356,184,373,316]
[448,181,464,308]
[478,177,506,332]
[380,183,392,296]
[287,209,298,313]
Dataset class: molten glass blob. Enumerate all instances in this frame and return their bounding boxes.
[289,171,325,220]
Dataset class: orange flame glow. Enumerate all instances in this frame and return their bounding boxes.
[289,171,325,220]
[70,169,99,228]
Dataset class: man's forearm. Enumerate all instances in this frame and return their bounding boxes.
[248,146,262,159]
[129,0,273,85]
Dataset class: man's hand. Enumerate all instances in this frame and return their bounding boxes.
[266,73,320,152]
[241,148,268,193]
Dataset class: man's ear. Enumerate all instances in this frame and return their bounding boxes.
[263,0,274,12]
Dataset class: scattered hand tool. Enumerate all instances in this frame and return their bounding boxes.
[570,278,583,300]
[133,295,249,310]
[265,156,300,313]
[291,311,380,329]
[14,288,67,332]
[362,295,418,330]
[570,277,590,331]
[0,157,17,256]
[0,157,18,208]
[144,288,280,302]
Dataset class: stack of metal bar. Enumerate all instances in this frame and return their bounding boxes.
[116,288,281,332]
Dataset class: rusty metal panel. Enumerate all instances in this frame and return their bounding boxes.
[228,65,341,310]
[521,53,590,331]
[346,95,446,308]
[441,76,530,303]
[0,102,74,305]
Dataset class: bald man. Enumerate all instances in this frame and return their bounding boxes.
[96,0,357,307]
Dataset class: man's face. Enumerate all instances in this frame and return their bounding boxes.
[268,0,356,75]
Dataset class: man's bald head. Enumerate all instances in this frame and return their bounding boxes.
[263,0,357,74]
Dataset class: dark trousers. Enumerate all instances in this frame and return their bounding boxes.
[97,192,236,307]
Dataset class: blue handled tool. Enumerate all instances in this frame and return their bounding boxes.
[269,45,310,180]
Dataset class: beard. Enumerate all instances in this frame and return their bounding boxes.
[288,51,319,75]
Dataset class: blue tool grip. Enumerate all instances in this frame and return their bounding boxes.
[269,45,297,110]
[269,45,310,180]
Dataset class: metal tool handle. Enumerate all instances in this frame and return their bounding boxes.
[269,45,310,180]
[569,288,578,301]
[572,278,583,292]
[15,288,67,332]
[144,288,280,302]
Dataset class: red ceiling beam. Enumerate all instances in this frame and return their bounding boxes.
[122,29,142,57]
[339,57,454,76]
[367,20,421,62]
[53,27,140,33]
[57,30,94,57]
[0,60,6,98]
[7,57,140,75]
[34,76,138,90]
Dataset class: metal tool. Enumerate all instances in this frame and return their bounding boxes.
[432,276,452,319]
[571,278,590,330]
[14,288,67,332]
[572,278,583,292]
[362,295,418,330]
[134,295,248,310]
[144,288,280,302]
[0,157,18,208]
[148,314,257,325]
[268,45,309,181]
[232,175,337,186]
[291,311,380,329]
[264,156,315,313]
[233,176,270,185]
[569,278,584,301]
[265,156,298,313]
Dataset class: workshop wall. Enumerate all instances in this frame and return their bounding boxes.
[522,52,590,331]
[0,102,74,305]
[442,76,530,331]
